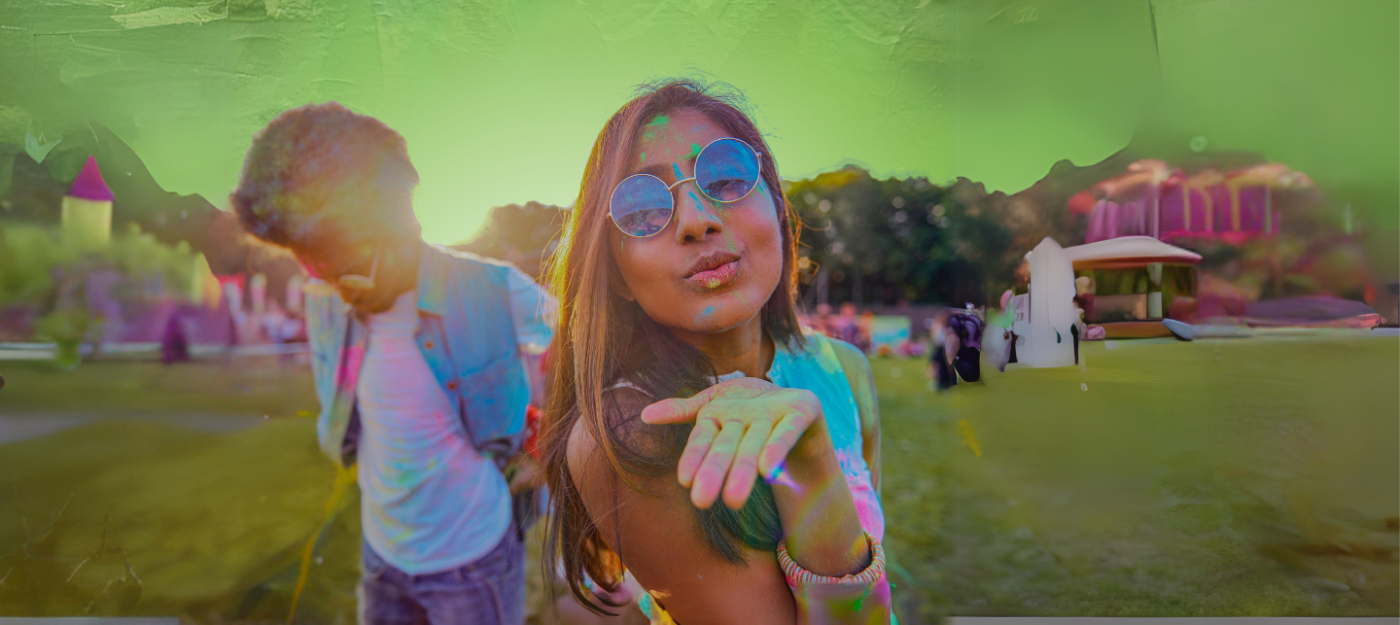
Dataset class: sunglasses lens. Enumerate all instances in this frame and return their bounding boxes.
[696,138,760,202]
[610,175,674,237]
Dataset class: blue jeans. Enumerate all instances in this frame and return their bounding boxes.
[358,528,525,625]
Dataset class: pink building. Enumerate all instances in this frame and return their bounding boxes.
[1071,161,1313,245]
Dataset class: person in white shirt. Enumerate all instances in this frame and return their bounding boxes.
[231,102,554,625]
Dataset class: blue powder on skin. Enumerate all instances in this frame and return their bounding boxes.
[687,191,707,213]
[695,305,715,325]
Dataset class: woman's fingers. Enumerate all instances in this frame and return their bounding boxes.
[639,380,823,507]
[721,419,773,509]
[690,420,744,509]
[759,411,808,479]
[640,385,723,425]
[676,419,718,488]
[639,396,697,425]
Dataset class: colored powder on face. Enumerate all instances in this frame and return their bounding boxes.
[645,115,670,127]
[689,142,702,158]
[694,305,715,325]
[638,152,646,163]
[687,191,707,214]
[672,163,685,181]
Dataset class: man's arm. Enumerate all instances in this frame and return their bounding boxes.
[302,284,343,413]
[505,265,557,356]
[505,265,557,492]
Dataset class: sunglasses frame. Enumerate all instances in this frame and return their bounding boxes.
[609,136,765,239]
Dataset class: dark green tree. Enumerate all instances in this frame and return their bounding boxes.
[786,167,1019,307]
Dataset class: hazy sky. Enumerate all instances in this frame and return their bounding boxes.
[2,0,1395,244]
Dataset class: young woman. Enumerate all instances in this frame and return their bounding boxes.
[542,80,892,625]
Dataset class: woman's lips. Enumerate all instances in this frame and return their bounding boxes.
[685,259,740,289]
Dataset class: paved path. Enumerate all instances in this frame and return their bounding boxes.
[0,413,265,446]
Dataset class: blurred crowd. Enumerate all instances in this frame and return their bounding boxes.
[798,302,873,351]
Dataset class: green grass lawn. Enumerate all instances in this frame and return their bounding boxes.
[1,334,1396,623]
[879,331,1399,622]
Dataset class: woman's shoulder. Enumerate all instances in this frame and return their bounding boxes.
[785,331,872,385]
[824,335,872,374]
[809,335,878,429]
[565,385,658,479]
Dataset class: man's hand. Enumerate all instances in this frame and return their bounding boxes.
[507,455,544,495]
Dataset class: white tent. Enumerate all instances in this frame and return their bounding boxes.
[1063,236,1202,270]
[1065,236,1202,319]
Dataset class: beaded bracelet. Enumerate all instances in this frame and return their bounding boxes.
[775,531,886,587]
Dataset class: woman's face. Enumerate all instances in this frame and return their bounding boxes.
[608,108,784,336]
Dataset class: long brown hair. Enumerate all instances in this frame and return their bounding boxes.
[541,79,805,614]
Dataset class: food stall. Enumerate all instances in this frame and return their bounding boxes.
[1064,236,1203,338]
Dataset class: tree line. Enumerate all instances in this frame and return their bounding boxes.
[458,166,1072,307]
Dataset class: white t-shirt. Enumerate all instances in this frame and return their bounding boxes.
[355,287,522,574]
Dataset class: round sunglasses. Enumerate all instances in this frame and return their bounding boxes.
[609,137,764,238]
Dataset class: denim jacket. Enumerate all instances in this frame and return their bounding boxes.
[305,243,537,469]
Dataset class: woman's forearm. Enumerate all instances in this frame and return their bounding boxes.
[770,419,869,577]
[772,420,892,623]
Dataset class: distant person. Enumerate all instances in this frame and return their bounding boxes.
[809,303,830,336]
[857,310,875,353]
[160,312,190,364]
[835,301,861,346]
[231,102,555,625]
[982,312,1014,372]
[1074,275,1095,323]
[947,309,984,382]
[927,310,958,390]
[997,289,1020,366]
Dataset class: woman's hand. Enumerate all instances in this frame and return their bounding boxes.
[640,377,824,511]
